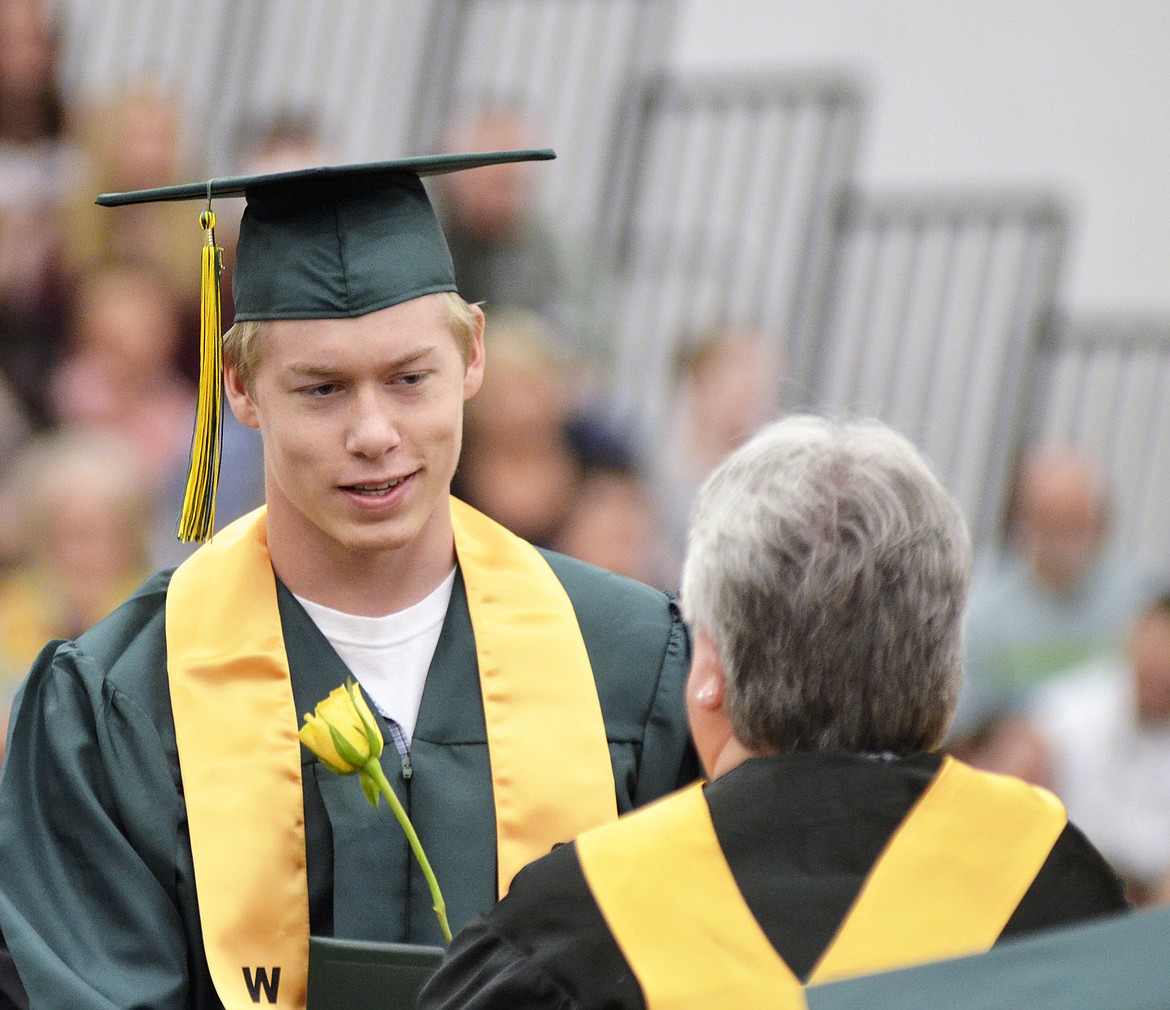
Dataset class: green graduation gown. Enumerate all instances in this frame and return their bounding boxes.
[0,550,695,1010]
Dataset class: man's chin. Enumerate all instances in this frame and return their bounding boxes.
[336,523,416,557]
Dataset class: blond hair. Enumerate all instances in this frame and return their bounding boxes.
[222,290,480,392]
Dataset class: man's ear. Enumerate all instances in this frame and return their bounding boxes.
[691,663,725,710]
[224,362,259,430]
[462,304,486,401]
[689,629,727,711]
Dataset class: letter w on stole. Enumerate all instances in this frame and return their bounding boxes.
[243,965,281,1003]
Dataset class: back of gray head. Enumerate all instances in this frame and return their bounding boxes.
[680,414,971,755]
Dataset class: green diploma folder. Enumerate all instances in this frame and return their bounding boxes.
[307,936,444,1010]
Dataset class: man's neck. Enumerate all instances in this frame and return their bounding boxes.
[266,514,458,617]
[708,737,766,781]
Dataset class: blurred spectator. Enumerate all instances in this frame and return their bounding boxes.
[0,430,153,754]
[648,324,786,583]
[0,0,65,151]
[952,445,1153,745]
[0,375,30,488]
[49,260,195,487]
[432,104,597,360]
[552,459,668,589]
[1154,863,1170,907]
[455,308,584,548]
[231,107,333,178]
[46,260,266,569]
[0,219,63,431]
[61,83,199,376]
[0,0,81,428]
[992,591,1170,905]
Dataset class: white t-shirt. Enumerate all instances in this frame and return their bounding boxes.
[294,569,456,745]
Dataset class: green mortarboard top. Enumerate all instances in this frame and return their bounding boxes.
[95,149,555,320]
[95,148,555,543]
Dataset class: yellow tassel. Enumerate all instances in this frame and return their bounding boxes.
[177,208,224,543]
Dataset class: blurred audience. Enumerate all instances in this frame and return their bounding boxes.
[0,376,29,491]
[61,83,199,376]
[453,300,675,583]
[0,0,66,153]
[984,591,1170,906]
[0,0,80,429]
[553,459,668,590]
[649,323,786,583]
[0,430,153,759]
[44,257,268,570]
[432,103,598,361]
[63,83,190,277]
[49,259,195,490]
[42,258,264,570]
[455,308,585,548]
[231,107,334,178]
[952,444,1154,749]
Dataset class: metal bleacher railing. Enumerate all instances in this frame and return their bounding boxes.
[56,0,678,241]
[799,189,1069,550]
[405,0,678,257]
[56,0,438,167]
[605,69,864,437]
[1031,314,1170,573]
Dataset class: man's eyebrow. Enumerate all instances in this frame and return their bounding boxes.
[387,346,438,369]
[287,363,343,379]
[287,346,438,377]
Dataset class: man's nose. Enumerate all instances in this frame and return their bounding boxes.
[345,390,401,457]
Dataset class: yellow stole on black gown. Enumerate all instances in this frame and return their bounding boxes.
[576,756,1067,1010]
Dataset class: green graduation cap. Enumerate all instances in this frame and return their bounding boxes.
[96,149,555,541]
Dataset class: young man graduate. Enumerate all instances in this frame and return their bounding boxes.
[0,152,696,1010]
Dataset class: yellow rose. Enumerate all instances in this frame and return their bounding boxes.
[298,681,384,775]
[298,679,451,940]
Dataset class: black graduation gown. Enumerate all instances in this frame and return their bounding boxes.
[418,751,1130,1010]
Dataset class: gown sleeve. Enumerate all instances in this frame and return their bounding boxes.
[418,843,642,1010]
[633,592,700,802]
[0,640,207,1010]
[416,922,580,1010]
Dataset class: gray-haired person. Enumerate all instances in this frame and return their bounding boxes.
[420,414,1128,1010]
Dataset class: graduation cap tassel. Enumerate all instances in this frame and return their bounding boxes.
[177,207,224,543]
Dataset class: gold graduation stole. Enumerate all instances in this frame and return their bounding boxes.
[167,500,616,1010]
[576,757,1068,1010]
[449,496,618,894]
